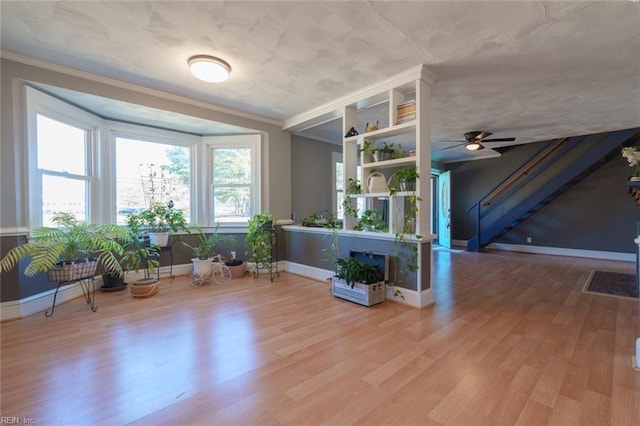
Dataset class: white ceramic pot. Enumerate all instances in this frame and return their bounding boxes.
[191,258,212,275]
[149,232,170,247]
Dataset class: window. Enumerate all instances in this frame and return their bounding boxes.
[26,88,99,226]
[205,135,260,225]
[333,152,362,220]
[114,135,191,224]
[26,87,265,229]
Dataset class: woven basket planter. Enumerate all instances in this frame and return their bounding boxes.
[47,259,98,283]
[129,278,159,298]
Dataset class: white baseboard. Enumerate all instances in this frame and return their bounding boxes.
[451,239,468,248]
[1,282,87,321]
[283,261,431,308]
[448,240,633,262]
[2,261,433,320]
[283,261,333,283]
[1,264,195,321]
[386,286,434,308]
[486,242,635,262]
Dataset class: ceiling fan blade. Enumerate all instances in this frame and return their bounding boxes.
[481,137,516,142]
[465,131,492,141]
[440,143,466,150]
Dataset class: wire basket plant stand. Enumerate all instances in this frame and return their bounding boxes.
[191,255,232,287]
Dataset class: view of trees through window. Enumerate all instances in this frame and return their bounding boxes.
[115,137,190,224]
[212,148,252,222]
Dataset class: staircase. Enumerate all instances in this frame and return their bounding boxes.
[467,128,640,252]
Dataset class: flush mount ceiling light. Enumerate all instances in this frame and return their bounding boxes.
[188,55,231,83]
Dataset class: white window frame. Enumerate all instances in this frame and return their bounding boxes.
[203,135,261,227]
[333,152,362,220]
[25,86,102,226]
[106,122,198,225]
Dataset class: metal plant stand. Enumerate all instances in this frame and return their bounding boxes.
[46,276,97,317]
[252,228,280,282]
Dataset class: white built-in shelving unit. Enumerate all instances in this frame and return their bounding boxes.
[342,75,432,238]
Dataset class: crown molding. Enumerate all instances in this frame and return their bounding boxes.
[1,50,282,127]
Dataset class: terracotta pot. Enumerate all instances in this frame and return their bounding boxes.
[226,261,247,279]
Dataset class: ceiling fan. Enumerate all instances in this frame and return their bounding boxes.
[442,131,516,151]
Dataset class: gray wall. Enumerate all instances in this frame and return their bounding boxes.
[447,138,639,253]
[0,58,292,301]
[291,134,340,223]
[284,230,425,291]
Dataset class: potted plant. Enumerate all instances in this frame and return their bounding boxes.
[245,212,276,277]
[120,234,160,297]
[225,251,247,279]
[301,210,338,228]
[373,142,396,162]
[334,256,383,288]
[181,224,234,275]
[101,227,136,291]
[0,212,130,283]
[390,166,419,193]
[621,147,640,181]
[126,200,189,247]
[354,209,387,232]
[332,255,386,306]
[359,139,375,163]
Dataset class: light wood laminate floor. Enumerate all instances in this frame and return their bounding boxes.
[1,249,639,425]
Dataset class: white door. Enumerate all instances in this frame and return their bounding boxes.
[438,171,451,248]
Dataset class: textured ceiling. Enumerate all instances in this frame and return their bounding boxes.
[2,1,639,163]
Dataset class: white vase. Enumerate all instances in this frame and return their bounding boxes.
[149,232,170,247]
[630,177,640,182]
[191,258,212,275]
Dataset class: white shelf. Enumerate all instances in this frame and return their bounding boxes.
[363,157,415,169]
[344,121,416,143]
[342,78,429,236]
[354,192,417,198]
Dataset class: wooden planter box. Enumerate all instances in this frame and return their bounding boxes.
[332,250,389,307]
[332,277,386,307]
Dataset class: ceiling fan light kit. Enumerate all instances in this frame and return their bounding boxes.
[442,130,516,151]
[188,55,231,83]
[465,141,483,151]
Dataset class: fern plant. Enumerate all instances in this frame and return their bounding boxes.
[0,212,130,277]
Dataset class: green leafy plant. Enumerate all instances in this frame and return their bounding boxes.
[0,212,130,277]
[389,166,419,194]
[120,236,160,279]
[621,146,640,177]
[355,209,388,232]
[126,200,189,233]
[346,178,361,195]
[373,142,396,162]
[180,223,234,259]
[245,212,277,277]
[301,210,338,228]
[359,140,375,162]
[342,178,361,220]
[335,256,383,288]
